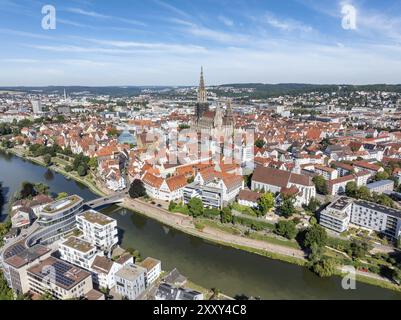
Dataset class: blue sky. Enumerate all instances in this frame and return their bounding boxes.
[1,0,401,86]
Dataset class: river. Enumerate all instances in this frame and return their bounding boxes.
[1,150,400,299]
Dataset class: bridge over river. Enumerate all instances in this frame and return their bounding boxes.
[83,191,128,209]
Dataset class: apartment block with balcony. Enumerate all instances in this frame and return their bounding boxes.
[76,210,118,252]
[115,263,147,300]
[319,197,352,233]
[59,236,98,271]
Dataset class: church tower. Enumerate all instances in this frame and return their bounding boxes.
[198,66,207,103]
[195,67,209,120]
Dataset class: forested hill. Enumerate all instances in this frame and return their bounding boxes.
[1,83,401,98]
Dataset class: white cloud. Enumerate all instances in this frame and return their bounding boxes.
[264,12,313,32]
[170,19,248,44]
[66,7,147,27]
[218,15,234,27]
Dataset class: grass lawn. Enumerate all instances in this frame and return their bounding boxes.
[247,232,301,249]
[199,219,242,235]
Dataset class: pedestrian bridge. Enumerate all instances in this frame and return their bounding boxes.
[84,191,128,209]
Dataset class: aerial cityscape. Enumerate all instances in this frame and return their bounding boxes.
[1,0,401,305]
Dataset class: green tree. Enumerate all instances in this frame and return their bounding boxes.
[255,139,265,148]
[308,242,324,263]
[221,207,233,224]
[34,183,50,195]
[187,198,204,218]
[345,181,358,197]
[64,165,73,172]
[312,175,328,195]
[374,171,390,181]
[311,258,337,277]
[18,181,36,199]
[279,196,296,218]
[305,197,321,213]
[275,220,298,239]
[129,179,147,199]
[258,192,275,215]
[0,271,13,300]
[356,186,370,200]
[43,154,52,166]
[88,157,98,169]
[168,201,177,212]
[348,240,371,259]
[304,224,328,249]
[77,165,87,177]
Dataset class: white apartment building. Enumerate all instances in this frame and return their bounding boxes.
[59,236,98,271]
[139,257,162,286]
[76,210,118,252]
[115,263,147,300]
[351,201,401,239]
[319,197,352,233]
[90,254,133,290]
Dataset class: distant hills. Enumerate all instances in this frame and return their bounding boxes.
[1,83,401,98]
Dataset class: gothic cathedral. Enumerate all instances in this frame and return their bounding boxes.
[192,67,235,137]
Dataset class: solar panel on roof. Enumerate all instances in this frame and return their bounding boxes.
[38,261,76,287]
[4,243,26,259]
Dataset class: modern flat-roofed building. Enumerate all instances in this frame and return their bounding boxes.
[76,210,118,252]
[27,256,93,300]
[183,183,223,209]
[139,257,161,286]
[1,244,52,295]
[366,180,394,194]
[319,197,352,233]
[114,263,147,300]
[351,200,401,239]
[319,196,401,239]
[59,236,98,270]
[27,195,84,246]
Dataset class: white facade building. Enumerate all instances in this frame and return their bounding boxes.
[76,210,118,252]
[59,236,98,271]
[139,257,162,286]
[115,263,147,300]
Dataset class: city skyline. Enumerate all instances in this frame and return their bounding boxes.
[1,0,401,86]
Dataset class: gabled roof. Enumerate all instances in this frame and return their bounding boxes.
[252,166,313,188]
[142,172,164,189]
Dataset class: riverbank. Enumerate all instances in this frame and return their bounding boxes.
[3,146,401,294]
[1,146,106,197]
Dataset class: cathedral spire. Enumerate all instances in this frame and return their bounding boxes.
[198,66,207,103]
